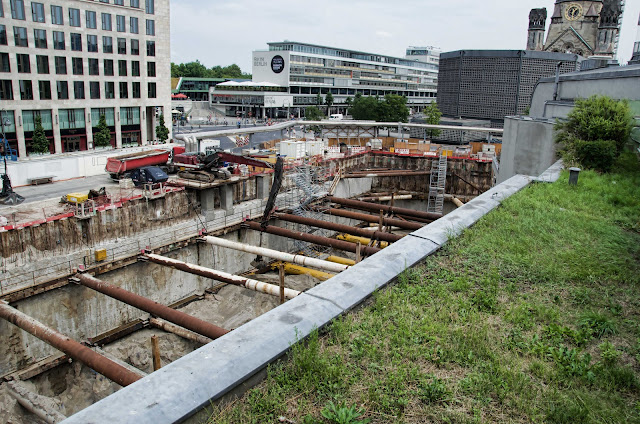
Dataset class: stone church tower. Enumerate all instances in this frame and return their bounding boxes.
[526,0,624,58]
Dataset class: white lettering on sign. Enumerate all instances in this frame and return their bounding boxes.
[396,148,410,155]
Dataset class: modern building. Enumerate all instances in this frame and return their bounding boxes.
[630,13,640,65]
[172,77,240,102]
[437,50,581,126]
[526,0,625,58]
[405,46,440,68]
[210,41,439,119]
[0,0,170,159]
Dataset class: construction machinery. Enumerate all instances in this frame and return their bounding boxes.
[173,151,273,183]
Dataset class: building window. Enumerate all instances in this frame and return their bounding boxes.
[130,0,140,8]
[130,17,139,34]
[132,81,140,98]
[36,55,49,74]
[118,59,127,76]
[31,2,45,22]
[54,56,66,74]
[114,0,124,5]
[87,35,98,52]
[131,39,139,55]
[147,61,156,77]
[0,25,6,45]
[145,0,154,14]
[14,26,28,47]
[116,15,125,32]
[53,31,65,50]
[38,80,51,99]
[0,80,13,100]
[59,109,85,131]
[146,40,155,56]
[105,81,115,99]
[69,8,80,27]
[72,57,83,75]
[86,10,97,29]
[104,59,114,76]
[91,108,115,126]
[70,33,82,51]
[119,81,128,98]
[121,107,140,124]
[0,53,9,72]
[102,13,112,31]
[56,80,68,99]
[145,19,155,36]
[73,81,84,99]
[16,53,30,73]
[131,60,140,76]
[34,29,47,48]
[0,1,3,17]
[11,0,26,20]
[117,38,127,54]
[90,81,100,99]
[148,82,156,98]
[51,5,63,25]
[19,79,33,100]
[89,58,99,75]
[103,36,113,53]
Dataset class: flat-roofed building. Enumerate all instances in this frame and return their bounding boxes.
[210,41,438,119]
[0,0,170,158]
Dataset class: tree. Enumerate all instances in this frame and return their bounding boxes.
[424,102,442,138]
[31,116,49,154]
[325,92,334,115]
[155,114,169,143]
[350,95,380,121]
[380,94,409,123]
[316,93,323,107]
[93,115,112,148]
[305,106,324,121]
[555,95,633,172]
[171,61,252,79]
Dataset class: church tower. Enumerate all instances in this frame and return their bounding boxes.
[543,1,603,56]
[595,0,624,57]
[527,8,547,51]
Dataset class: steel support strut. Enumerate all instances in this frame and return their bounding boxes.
[274,213,403,243]
[73,273,229,340]
[243,221,381,256]
[327,196,442,221]
[318,208,424,231]
[0,301,142,387]
[142,253,301,300]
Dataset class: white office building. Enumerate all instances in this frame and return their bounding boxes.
[211,41,439,119]
[0,0,170,159]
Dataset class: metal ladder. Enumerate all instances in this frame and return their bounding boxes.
[427,154,447,214]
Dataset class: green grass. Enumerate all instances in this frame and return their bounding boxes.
[207,155,640,424]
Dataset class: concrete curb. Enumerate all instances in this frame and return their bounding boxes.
[61,174,533,424]
[533,159,564,183]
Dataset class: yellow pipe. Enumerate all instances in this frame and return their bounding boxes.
[326,256,356,266]
[270,262,336,281]
[336,234,388,249]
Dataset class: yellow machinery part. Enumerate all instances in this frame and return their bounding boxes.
[67,193,89,204]
[270,262,335,281]
[336,234,388,249]
[94,249,107,262]
[326,255,356,266]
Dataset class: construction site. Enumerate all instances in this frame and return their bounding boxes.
[0,121,508,423]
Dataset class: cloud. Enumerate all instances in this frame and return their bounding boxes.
[376,31,393,38]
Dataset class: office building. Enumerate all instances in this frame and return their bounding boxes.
[0,0,170,158]
[437,50,581,126]
[630,13,640,65]
[210,41,438,119]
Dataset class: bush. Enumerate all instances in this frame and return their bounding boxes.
[573,139,617,172]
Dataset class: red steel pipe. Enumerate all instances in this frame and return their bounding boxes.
[244,221,381,256]
[0,301,141,387]
[74,273,228,340]
[274,213,403,243]
[327,196,442,221]
[318,208,424,231]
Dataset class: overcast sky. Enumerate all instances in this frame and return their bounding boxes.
[171,0,640,73]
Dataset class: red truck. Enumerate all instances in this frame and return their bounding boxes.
[105,147,185,179]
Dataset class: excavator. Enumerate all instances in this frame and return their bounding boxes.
[173,150,273,183]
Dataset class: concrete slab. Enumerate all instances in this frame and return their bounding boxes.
[534,159,564,183]
[61,292,343,424]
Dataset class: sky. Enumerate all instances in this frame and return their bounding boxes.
[170,0,640,73]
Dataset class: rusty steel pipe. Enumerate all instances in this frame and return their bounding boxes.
[74,273,229,340]
[149,318,212,345]
[274,213,403,243]
[327,196,442,221]
[143,253,301,300]
[0,301,141,387]
[244,221,381,256]
[318,208,424,231]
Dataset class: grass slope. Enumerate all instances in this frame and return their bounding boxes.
[209,155,640,424]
